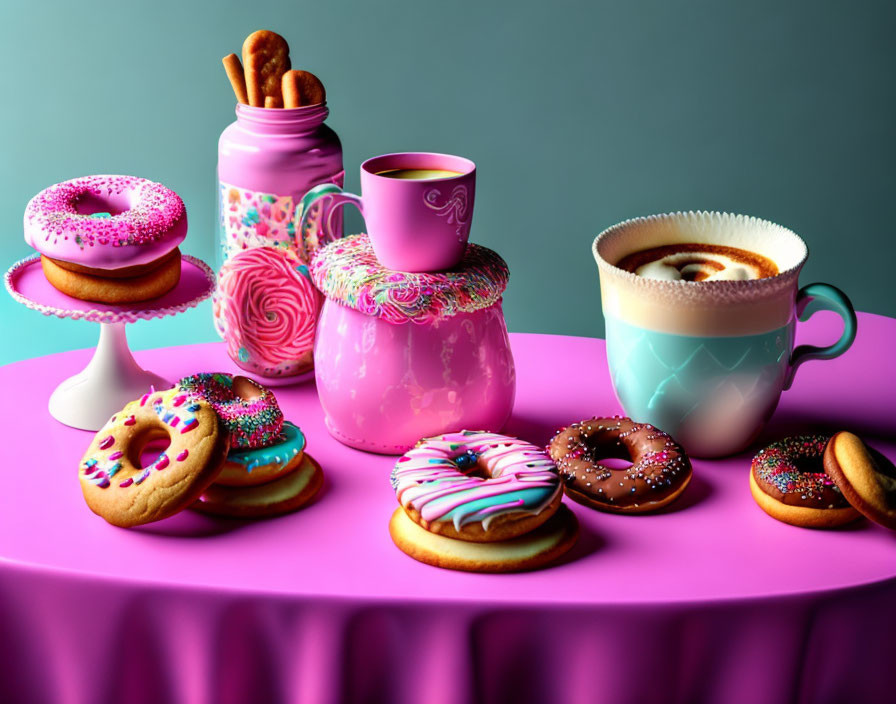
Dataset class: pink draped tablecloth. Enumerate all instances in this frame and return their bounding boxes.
[1,312,894,704]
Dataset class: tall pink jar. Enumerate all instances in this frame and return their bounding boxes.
[310,235,516,454]
[214,103,343,379]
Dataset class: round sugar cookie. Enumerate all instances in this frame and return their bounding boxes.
[41,249,181,303]
[192,453,323,518]
[389,504,579,573]
[824,432,896,530]
[79,386,230,528]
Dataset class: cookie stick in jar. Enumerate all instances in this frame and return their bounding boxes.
[222,53,249,105]
[242,30,290,107]
[283,70,326,108]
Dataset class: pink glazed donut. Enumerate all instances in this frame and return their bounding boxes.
[24,174,187,270]
[391,430,563,542]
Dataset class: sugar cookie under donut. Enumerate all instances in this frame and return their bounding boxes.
[193,453,323,518]
[389,504,578,573]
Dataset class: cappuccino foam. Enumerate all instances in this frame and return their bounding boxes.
[616,243,778,282]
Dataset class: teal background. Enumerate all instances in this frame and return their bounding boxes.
[1,0,894,365]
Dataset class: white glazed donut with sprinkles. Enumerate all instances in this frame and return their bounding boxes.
[391,430,563,542]
[79,385,231,527]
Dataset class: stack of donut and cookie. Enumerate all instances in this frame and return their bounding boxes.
[222,30,326,109]
[388,419,698,572]
[389,430,579,573]
[749,432,896,531]
[24,175,187,304]
[79,373,322,528]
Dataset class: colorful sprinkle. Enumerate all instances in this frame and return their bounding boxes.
[178,373,282,449]
[751,435,848,508]
[310,234,508,324]
[24,175,185,248]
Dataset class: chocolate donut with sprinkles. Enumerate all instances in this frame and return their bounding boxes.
[549,416,692,513]
[79,385,230,527]
[750,435,860,528]
[391,430,563,542]
[178,373,283,449]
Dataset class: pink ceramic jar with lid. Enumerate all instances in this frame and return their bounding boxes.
[310,235,516,454]
[214,103,344,379]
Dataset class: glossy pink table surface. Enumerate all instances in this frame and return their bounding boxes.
[1,312,894,704]
[2,311,894,603]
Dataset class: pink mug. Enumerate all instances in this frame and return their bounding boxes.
[298,152,476,272]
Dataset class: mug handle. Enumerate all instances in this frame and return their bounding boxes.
[295,184,364,260]
[783,282,857,390]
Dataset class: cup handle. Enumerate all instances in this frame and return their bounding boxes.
[784,282,857,390]
[295,184,364,260]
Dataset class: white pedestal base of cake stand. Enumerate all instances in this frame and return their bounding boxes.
[5,253,216,432]
[48,323,171,431]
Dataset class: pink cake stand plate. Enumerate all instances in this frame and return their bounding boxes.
[5,254,215,431]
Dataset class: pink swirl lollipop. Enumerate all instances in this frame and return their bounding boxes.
[216,247,321,377]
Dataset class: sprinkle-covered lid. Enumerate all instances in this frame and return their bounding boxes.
[310,234,509,324]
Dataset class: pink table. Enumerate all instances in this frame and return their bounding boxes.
[1,312,894,704]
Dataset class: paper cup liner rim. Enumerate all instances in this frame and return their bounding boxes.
[591,211,808,291]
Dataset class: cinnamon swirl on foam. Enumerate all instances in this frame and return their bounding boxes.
[617,243,778,282]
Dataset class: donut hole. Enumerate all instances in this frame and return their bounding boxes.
[128,427,172,469]
[73,191,131,217]
[580,434,635,469]
[601,456,634,470]
[789,455,823,474]
[453,451,487,478]
[232,375,263,402]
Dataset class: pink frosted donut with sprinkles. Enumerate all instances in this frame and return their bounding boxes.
[391,430,562,542]
[178,373,283,449]
[24,174,187,270]
[79,385,231,528]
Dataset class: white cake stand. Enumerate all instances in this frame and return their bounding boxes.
[5,254,215,431]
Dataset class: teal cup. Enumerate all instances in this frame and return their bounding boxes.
[593,212,856,458]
